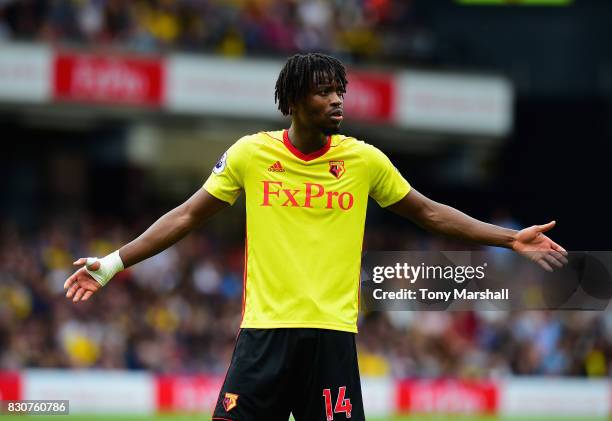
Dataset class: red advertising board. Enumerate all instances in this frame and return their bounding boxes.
[157,375,223,412]
[397,379,498,414]
[344,71,394,123]
[0,372,21,401]
[53,53,163,106]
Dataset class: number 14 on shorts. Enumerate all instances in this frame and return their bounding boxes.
[322,386,352,420]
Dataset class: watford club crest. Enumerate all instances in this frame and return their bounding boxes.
[223,392,239,412]
[329,160,346,179]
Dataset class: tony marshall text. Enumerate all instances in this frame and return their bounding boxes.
[373,288,510,301]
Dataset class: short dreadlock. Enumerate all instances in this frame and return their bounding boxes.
[275,53,348,116]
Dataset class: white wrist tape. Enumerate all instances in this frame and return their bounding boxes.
[86,250,124,287]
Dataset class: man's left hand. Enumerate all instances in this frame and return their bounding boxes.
[512,220,568,272]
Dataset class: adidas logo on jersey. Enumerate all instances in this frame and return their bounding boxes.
[268,161,285,172]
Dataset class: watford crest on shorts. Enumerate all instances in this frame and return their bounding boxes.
[223,392,239,412]
[329,160,346,179]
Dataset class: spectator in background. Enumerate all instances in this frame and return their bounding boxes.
[0,0,431,62]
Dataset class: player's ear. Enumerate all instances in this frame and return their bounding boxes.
[288,100,301,116]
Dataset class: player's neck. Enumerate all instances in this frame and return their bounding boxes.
[287,124,328,155]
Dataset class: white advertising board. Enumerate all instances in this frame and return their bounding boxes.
[395,70,513,136]
[166,55,281,118]
[0,43,51,103]
[23,369,155,414]
[500,378,609,417]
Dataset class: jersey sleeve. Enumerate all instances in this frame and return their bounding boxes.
[365,144,411,207]
[203,136,252,205]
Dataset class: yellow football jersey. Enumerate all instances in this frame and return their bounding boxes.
[203,130,410,332]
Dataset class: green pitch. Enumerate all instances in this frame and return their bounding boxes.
[15,415,608,421]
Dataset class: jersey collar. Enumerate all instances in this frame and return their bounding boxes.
[283,129,331,162]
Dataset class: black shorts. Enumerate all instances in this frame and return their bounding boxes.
[212,328,365,421]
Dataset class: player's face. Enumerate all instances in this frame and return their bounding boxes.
[294,78,345,135]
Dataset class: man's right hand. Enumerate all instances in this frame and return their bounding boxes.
[63,258,102,303]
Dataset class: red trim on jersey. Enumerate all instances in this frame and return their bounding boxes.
[357,269,361,332]
[283,129,331,162]
[357,235,366,333]
[241,232,248,323]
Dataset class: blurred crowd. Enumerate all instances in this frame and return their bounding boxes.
[0,0,432,62]
[1,216,612,378]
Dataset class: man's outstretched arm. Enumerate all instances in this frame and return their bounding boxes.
[387,188,568,271]
[118,189,228,268]
[64,189,229,302]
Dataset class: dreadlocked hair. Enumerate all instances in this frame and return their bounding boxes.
[275,53,348,116]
